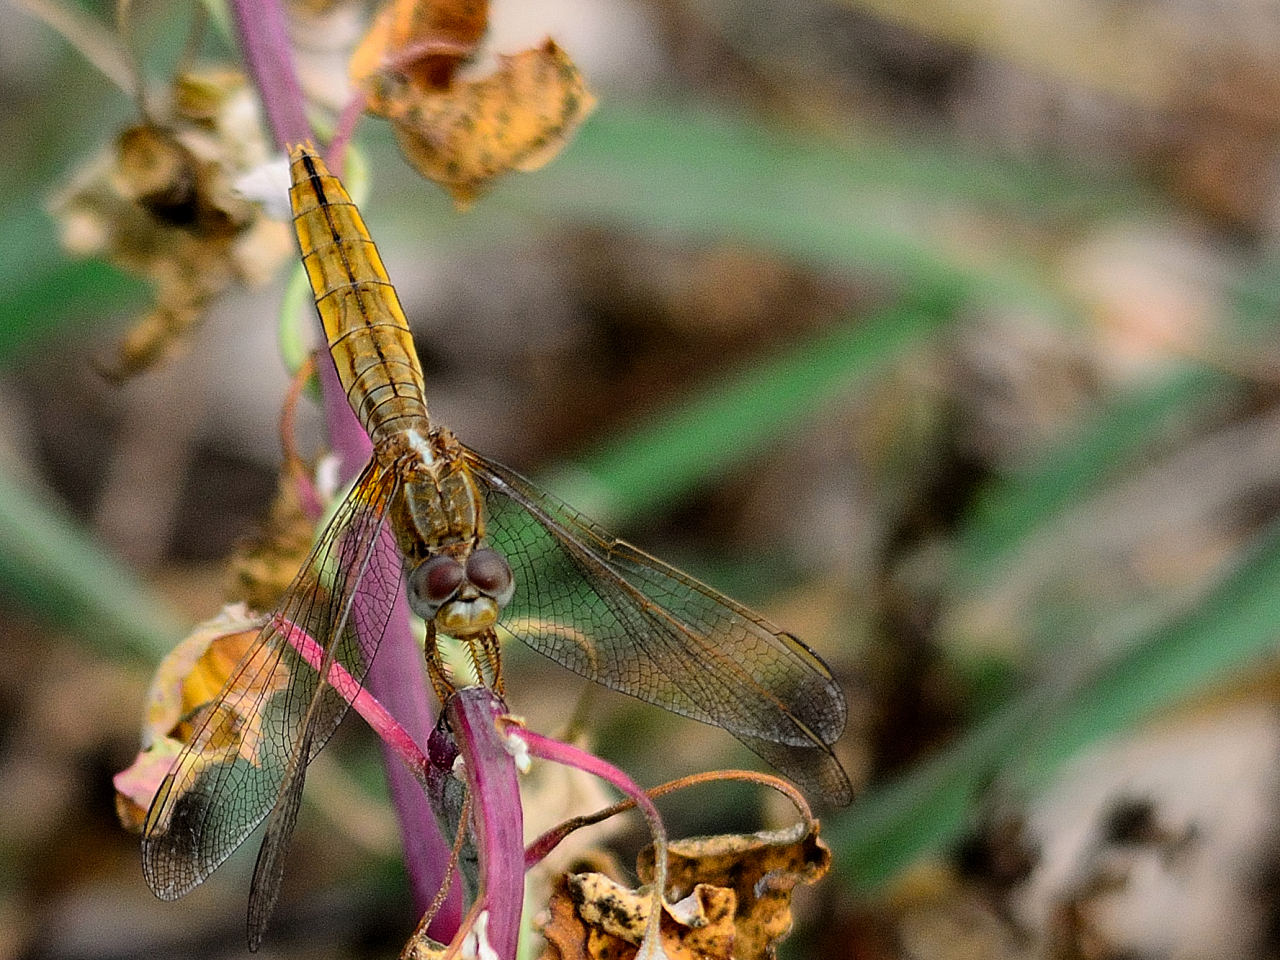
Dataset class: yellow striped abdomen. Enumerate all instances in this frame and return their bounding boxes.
[288,145,430,447]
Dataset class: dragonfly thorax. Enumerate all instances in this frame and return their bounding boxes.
[388,435,485,562]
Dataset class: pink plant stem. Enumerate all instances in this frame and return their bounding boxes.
[273,615,427,774]
[513,724,670,956]
[230,0,459,934]
[227,0,314,149]
[327,91,368,177]
[366,591,466,936]
[513,726,668,864]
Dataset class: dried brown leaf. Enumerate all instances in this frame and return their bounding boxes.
[541,876,593,960]
[402,931,449,960]
[636,822,831,960]
[49,69,291,380]
[225,468,316,612]
[360,38,596,207]
[112,605,280,830]
[350,0,488,91]
[538,872,737,960]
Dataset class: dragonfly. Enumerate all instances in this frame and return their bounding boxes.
[141,143,851,944]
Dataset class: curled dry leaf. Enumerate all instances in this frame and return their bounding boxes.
[402,932,449,960]
[538,823,829,960]
[113,604,286,831]
[225,363,322,612]
[224,471,316,615]
[358,38,596,207]
[49,69,292,381]
[636,822,832,960]
[540,872,736,960]
[349,0,489,92]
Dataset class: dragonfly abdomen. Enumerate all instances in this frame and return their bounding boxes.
[327,303,432,445]
[289,147,431,446]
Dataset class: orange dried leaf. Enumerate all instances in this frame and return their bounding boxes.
[574,873,649,943]
[350,0,489,91]
[113,604,289,830]
[361,39,596,206]
[402,931,449,959]
[143,605,262,741]
[114,737,183,832]
[540,878,593,960]
[636,822,832,960]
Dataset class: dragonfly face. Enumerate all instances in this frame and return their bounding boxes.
[141,143,853,948]
[408,547,516,636]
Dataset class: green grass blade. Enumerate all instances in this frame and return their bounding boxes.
[949,366,1240,587]
[0,466,184,662]
[540,294,960,525]
[830,524,1280,891]
[368,100,1149,319]
[0,205,144,358]
[515,102,1146,307]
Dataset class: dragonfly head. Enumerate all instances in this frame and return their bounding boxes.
[408,547,516,638]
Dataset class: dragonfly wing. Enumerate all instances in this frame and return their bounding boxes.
[464,451,852,805]
[142,459,404,899]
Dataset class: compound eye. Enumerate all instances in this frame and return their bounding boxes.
[408,555,465,615]
[466,548,515,606]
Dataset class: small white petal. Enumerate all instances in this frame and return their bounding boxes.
[235,156,293,221]
[461,910,499,960]
[314,453,342,502]
[501,726,532,774]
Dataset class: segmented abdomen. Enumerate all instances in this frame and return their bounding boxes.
[289,146,430,447]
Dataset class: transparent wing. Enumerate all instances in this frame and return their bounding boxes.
[464,450,852,805]
[142,459,404,899]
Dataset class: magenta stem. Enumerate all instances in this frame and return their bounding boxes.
[231,0,460,934]
[227,0,314,149]
[512,724,669,953]
[273,615,427,773]
[514,726,667,859]
[366,592,465,936]
[327,91,369,177]
[447,688,525,960]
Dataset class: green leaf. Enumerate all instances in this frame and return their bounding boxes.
[0,206,145,358]
[367,99,1151,319]
[949,365,1240,587]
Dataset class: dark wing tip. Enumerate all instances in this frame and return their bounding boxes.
[741,735,857,807]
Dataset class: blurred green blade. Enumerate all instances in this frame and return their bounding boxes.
[515,102,1148,310]
[0,466,183,661]
[0,205,144,359]
[541,294,960,525]
[831,523,1280,891]
[385,101,1149,319]
[950,366,1239,586]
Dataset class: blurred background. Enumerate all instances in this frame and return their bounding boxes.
[7,0,1280,957]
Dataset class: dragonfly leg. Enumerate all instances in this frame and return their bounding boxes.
[424,623,457,703]
[481,630,504,694]
[463,630,505,695]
